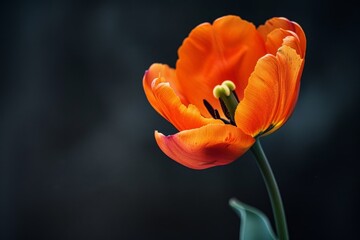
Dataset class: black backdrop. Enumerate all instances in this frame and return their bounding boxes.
[1,0,359,239]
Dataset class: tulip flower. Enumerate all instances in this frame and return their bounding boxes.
[143,15,306,170]
[143,15,306,240]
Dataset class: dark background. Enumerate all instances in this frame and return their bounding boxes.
[1,0,359,239]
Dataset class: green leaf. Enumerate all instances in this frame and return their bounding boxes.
[229,198,277,240]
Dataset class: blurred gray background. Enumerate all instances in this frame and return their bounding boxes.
[1,0,359,239]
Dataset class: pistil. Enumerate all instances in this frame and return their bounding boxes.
[213,80,239,124]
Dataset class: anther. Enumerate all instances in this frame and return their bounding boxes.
[203,99,216,119]
[203,99,231,124]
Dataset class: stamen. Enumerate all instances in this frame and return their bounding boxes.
[214,109,220,119]
[202,99,231,124]
[204,80,239,125]
[203,99,216,119]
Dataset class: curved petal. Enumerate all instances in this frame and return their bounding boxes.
[258,17,306,58]
[235,45,303,137]
[234,54,279,137]
[155,124,255,170]
[143,63,177,118]
[151,76,223,131]
[175,15,266,118]
[260,28,303,57]
[268,45,304,135]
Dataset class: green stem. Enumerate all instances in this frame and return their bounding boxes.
[251,140,289,240]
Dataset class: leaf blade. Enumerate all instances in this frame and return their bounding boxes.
[229,198,277,240]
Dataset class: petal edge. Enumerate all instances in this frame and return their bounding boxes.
[155,125,255,170]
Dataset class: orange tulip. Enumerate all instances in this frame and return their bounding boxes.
[143,15,306,169]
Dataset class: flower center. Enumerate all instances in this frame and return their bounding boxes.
[203,80,239,125]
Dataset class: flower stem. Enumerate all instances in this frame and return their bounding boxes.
[251,139,289,240]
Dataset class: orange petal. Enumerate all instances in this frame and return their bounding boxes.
[151,75,223,131]
[261,28,303,57]
[234,54,279,137]
[258,17,306,58]
[174,15,266,118]
[143,64,222,131]
[235,45,303,137]
[269,45,304,135]
[155,124,255,170]
[143,63,177,119]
